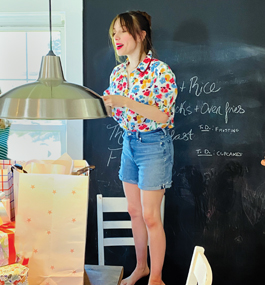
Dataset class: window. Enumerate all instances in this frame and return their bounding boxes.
[0,31,61,91]
[0,12,67,160]
[8,120,66,160]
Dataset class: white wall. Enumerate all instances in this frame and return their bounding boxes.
[0,0,84,159]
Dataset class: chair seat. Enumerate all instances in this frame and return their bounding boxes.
[84,264,124,285]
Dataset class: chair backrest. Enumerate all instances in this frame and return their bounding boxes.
[185,246,213,285]
[97,194,165,265]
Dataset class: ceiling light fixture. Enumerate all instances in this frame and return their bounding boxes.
[0,0,108,120]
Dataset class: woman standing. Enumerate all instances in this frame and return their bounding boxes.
[103,11,178,285]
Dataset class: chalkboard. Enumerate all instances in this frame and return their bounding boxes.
[83,1,265,284]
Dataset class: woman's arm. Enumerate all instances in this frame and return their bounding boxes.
[103,95,169,123]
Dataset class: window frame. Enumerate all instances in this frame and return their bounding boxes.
[0,12,68,160]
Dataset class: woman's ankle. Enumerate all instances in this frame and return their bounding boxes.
[148,276,164,285]
[135,264,149,274]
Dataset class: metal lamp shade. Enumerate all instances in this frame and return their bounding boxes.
[0,55,108,120]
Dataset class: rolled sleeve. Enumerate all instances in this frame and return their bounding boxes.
[153,65,178,116]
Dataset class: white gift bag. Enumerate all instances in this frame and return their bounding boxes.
[14,159,89,285]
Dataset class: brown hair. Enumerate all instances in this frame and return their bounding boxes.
[109,11,154,62]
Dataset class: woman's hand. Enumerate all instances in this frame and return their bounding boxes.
[103,95,126,108]
[103,94,168,123]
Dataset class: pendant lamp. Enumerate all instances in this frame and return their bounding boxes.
[0,0,108,120]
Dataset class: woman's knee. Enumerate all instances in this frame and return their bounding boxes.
[127,203,143,219]
[143,209,161,229]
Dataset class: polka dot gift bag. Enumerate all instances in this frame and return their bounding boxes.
[13,156,89,285]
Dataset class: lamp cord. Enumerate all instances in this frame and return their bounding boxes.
[49,0,52,51]
[47,0,55,56]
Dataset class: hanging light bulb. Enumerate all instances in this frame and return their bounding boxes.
[0,0,108,120]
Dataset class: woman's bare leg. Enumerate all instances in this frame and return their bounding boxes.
[142,189,165,285]
[121,182,150,285]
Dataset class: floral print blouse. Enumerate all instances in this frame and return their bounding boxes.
[104,50,178,132]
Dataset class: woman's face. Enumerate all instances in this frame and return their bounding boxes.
[112,18,140,58]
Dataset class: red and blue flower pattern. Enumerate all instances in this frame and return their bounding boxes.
[104,51,178,132]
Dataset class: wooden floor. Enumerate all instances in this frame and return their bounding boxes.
[84,265,124,285]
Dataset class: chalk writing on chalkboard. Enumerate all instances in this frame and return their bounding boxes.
[196,149,243,157]
[176,100,245,123]
[171,129,194,141]
[179,75,221,96]
[198,125,239,133]
[104,72,247,166]
[177,75,246,123]
[107,124,123,145]
[107,147,122,167]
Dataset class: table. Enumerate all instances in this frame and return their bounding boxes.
[84,265,124,285]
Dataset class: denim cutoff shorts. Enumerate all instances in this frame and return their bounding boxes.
[119,128,174,190]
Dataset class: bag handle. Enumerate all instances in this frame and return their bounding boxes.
[11,163,27,173]
[72,165,95,175]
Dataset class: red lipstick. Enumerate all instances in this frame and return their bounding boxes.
[116,43,123,50]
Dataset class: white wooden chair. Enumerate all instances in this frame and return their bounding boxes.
[185,246,213,285]
[97,194,165,265]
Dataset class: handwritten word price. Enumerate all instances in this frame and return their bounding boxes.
[180,76,221,96]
